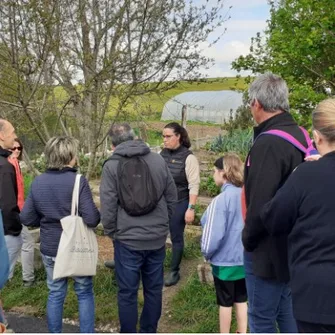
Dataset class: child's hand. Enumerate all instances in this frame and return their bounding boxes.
[305,154,321,161]
[185,208,195,224]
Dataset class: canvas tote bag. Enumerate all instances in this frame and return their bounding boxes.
[53,174,98,280]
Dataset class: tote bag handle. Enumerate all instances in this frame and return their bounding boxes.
[71,174,81,216]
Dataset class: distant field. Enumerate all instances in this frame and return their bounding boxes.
[53,77,247,119]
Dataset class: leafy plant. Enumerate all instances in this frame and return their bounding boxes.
[209,128,253,160]
[200,176,220,197]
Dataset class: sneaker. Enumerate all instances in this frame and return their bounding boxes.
[4,322,14,333]
[104,260,115,269]
[23,281,35,288]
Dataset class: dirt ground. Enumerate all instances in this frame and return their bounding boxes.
[95,231,202,333]
[97,235,114,263]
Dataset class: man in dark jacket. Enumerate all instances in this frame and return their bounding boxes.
[243,73,304,333]
[0,120,20,281]
[100,123,177,333]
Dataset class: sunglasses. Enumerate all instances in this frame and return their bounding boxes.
[11,147,22,151]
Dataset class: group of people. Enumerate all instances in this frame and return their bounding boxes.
[201,72,335,334]
[0,120,200,333]
[0,71,335,334]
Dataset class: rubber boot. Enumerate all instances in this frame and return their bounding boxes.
[165,248,183,287]
[104,260,115,269]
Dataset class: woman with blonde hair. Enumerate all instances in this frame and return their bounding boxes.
[20,136,100,333]
[261,98,335,333]
[201,153,247,333]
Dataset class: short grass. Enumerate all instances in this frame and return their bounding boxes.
[2,231,203,330]
[1,265,119,325]
[170,273,238,333]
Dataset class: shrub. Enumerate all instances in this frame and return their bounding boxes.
[24,174,34,197]
[199,176,220,197]
[32,153,105,179]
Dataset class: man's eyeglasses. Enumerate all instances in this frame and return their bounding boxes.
[11,147,22,151]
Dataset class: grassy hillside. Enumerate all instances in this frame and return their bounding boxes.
[53,77,247,120]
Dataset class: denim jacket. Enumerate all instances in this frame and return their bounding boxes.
[200,183,244,266]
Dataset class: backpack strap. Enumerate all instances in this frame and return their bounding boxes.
[260,129,308,154]
[102,153,123,167]
[298,126,318,156]
[246,127,317,167]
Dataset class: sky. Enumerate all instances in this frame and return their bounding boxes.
[201,0,270,78]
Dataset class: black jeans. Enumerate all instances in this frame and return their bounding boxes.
[297,320,335,333]
[169,199,188,250]
[114,240,165,333]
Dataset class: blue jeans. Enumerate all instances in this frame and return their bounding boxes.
[169,199,188,251]
[114,240,165,333]
[41,253,95,333]
[244,252,297,333]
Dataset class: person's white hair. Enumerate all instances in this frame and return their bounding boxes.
[248,72,290,113]
[44,136,79,169]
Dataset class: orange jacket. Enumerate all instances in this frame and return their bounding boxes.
[8,157,24,211]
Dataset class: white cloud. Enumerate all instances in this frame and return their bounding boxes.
[201,40,250,63]
[227,0,268,9]
[197,0,270,77]
[225,19,268,33]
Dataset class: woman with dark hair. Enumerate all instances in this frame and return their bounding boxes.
[7,138,35,287]
[161,122,200,286]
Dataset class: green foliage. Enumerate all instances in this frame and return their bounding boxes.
[77,154,104,180]
[232,0,334,126]
[221,91,254,131]
[200,176,220,197]
[33,154,46,173]
[209,128,253,160]
[24,174,34,198]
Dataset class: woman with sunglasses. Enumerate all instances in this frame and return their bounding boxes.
[8,138,35,287]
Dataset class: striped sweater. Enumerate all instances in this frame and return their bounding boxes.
[200,183,244,266]
[20,168,100,257]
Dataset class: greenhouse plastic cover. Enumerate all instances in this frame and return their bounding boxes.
[161,90,243,123]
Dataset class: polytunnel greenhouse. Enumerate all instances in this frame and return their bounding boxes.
[161,90,243,123]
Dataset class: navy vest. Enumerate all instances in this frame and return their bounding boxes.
[160,145,191,201]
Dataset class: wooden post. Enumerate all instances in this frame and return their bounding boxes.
[181,104,187,128]
[196,131,200,150]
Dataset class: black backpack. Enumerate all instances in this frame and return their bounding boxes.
[106,154,161,216]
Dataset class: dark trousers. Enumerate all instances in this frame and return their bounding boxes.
[114,240,165,333]
[244,252,297,333]
[169,199,188,250]
[297,320,335,333]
